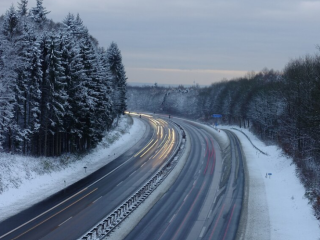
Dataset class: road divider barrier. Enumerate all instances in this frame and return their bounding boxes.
[79,121,186,240]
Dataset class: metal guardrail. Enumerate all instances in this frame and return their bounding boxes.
[79,121,186,240]
[231,128,268,156]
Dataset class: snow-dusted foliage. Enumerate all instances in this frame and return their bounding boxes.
[127,64,320,220]
[106,42,127,122]
[0,1,127,156]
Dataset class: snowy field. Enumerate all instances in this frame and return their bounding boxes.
[0,116,146,223]
[221,126,320,240]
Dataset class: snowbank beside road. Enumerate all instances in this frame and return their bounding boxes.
[224,126,320,240]
[0,116,146,223]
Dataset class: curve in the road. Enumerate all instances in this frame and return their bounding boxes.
[0,115,181,240]
[124,118,245,240]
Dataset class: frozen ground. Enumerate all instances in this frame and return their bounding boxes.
[0,116,146,223]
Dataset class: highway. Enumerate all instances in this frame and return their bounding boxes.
[0,114,181,240]
[124,118,245,240]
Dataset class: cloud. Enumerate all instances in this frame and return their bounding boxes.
[126,67,248,86]
[1,0,320,85]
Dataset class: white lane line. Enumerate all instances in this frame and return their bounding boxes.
[140,162,146,168]
[193,180,197,186]
[0,187,88,239]
[169,214,176,223]
[199,226,206,238]
[1,125,158,239]
[207,209,212,219]
[59,217,72,227]
[184,194,189,202]
[93,196,102,204]
[129,170,136,177]
[116,181,123,187]
[87,155,136,189]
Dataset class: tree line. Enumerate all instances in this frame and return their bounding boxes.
[127,57,320,220]
[0,0,127,156]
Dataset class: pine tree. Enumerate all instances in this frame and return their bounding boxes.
[96,48,113,130]
[46,33,67,156]
[30,0,50,25]
[0,36,18,151]
[17,0,28,17]
[2,5,19,40]
[0,5,127,156]
[106,42,127,123]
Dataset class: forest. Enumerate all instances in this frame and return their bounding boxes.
[127,56,320,220]
[0,0,127,156]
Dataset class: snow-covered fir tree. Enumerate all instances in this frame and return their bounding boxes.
[106,42,127,123]
[17,0,28,17]
[0,0,127,156]
[30,0,49,25]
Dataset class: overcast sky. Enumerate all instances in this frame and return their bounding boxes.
[1,0,320,86]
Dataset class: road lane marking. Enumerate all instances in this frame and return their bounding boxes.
[172,180,207,240]
[129,170,136,177]
[140,162,146,168]
[0,187,88,239]
[116,181,123,187]
[184,194,189,202]
[86,151,142,189]
[58,217,72,227]
[93,196,102,204]
[199,226,206,238]
[209,204,225,240]
[157,180,198,240]
[222,204,236,240]
[10,188,98,240]
[169,214,176,223]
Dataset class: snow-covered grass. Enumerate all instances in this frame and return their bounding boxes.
[222,125,320,240]
[0,115,146,223]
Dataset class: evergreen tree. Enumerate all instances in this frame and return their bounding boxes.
[0,4,127,156]
[106,42,127,122]
[17,0,28,17]
[2,5,19,40]
[30,0,50,25]
[45,33,68,156]
[0,36,18,151]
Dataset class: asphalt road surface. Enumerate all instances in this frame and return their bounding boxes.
[124,118,244,240]
[0,115,181,240]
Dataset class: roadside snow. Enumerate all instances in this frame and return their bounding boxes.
[0,116,146,223]
[1,117,319,239]
[223,126,320,240]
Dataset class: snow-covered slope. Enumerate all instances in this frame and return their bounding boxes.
[224,126,320,240]
[0,116,146,223]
